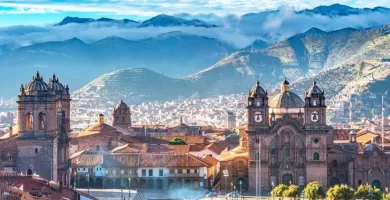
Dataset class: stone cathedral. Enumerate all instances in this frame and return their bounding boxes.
[246,79,331,192]
[16,72,71,184]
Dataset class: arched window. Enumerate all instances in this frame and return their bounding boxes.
[27,169,32,175]
[255,153,260,160]
[96,145,100,151]
[26,112,33,130]
[115,116,119,121]
[38,112,45,130]
[122,116,125,122]
[284,148,290,158]
[8,155,12,161]
[35,148,38,154]
[313,152,320,160]
[238,161,244,169]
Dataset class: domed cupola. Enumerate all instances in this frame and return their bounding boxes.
[269,79,304,108]
[24,72,50,95]
[48,74,66,94]
[304,81,325,107]
[249,80,267,98]
[115,99,128,110]
[306,81,324,98]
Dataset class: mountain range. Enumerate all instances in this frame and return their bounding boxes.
[0,32,234,98]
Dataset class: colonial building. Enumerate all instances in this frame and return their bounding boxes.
[246,80,331,192]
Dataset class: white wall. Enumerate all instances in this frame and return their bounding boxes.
[94,165,104,177]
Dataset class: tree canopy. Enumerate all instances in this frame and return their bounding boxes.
[169,137,186,145]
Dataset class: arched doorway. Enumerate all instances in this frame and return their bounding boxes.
[27,169,32,175]
[124,179,130,188]
[330,177,340,187]
[140,179,147,189]
[88,177,94,188]
[79,177,87,188]
[148,179,155,189]
[95,178,103,189]
[156,179,163,190]
[105,179,114,189]
[177,179,183,188]
[185,179,192,188]
[372,180,381,189]
[168,179,175,188]
[131,179,138,188]
[115,179,122,189]
[235,178,248,192]
[282,174,293,185]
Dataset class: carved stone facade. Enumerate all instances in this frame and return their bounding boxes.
[246,80,330,193]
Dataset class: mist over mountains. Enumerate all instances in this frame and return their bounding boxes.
[1,4,390,106]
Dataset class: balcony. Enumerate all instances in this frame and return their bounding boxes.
[168,173,200,178]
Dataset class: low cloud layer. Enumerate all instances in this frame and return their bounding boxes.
[2,9,390,49]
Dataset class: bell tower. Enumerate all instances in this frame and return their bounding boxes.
[247,80,269,130]
[113,99,132,131]
[304,81,326,126]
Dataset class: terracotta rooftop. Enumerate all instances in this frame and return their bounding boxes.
[202,155,219,166]
[122,135,207,145]
[70,153,103,166]
[146,144,190,154]
[0,125,19,140]
[206,141,230,154]
[110,143,147,154]
[77,122,121,138]
[219,146,248,162]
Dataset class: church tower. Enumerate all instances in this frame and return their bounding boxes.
[247,80,269,130]
[113,99,132,132]
[304,81,327,126]
[16,72,70,183]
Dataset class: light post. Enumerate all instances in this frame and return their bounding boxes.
[240,181,242,196]
[271,179,275,200]
[223,169,229,196]
[73,171,77,189]
[121,189,123,199]
[128,177,131,199]
[86,174,90,194]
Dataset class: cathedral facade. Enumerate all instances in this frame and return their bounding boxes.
[246,80,331,192]
[16,72,70,184]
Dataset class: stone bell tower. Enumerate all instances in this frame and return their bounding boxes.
[304,81,327,126]
[113,99,132,132]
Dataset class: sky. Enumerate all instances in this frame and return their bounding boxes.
[1,0,390,26]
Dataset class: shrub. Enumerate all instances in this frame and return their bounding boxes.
[303,181,325,200]
[355,184,371,199]
[271,184,288,197]
[169,137,186,145]
[283,185,299,198]
[327,184,355,200]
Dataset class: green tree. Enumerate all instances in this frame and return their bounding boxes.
[283,184,299,198]
[271,184,288,197]
[355,184,371,199]
[327,184,355,200]
[374,188,382,200]
[169,137,186,145]
[303,181,325,200]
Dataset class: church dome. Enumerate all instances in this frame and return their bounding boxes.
[306,81,323,97]
[115,99,128,110]
[25,72,49,93]
[249,80,267,98]
[48,74,65,92]
[269,79,304,108]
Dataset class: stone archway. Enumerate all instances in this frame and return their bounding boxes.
[372,180,381,189]
[168,179,175,188]
[329,177,340,187]
[140,179,147,189]
[95,178,103,189]
[282,174,293,185]
[88,177,95,188]
[79,177,87,188]
[131,179,139,188]
[156,179,163,190]
[124,178,130,188]
[105,179,114,189]
[235,178,248,192]
[115,179,122,189]
[148,179,155,189]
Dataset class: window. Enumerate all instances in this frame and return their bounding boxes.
[26,112,33,130]
[299,149,305,158]
[122,116,125,122]
[8,156,12,161]
[313,152,320,161]
[96,145,100,151]
[238,161,244,169]
[313,138,319,144]
[159,169,163,177]
[256,101,260,106]
[284,148,290,158]
[187,169,190,174]
[38,112,45,130]
[178,169,182,174]
[194,169,198,174]
[142,169,146,176]
[169,169,174,174]
[121,170,124,175]
[148,169,153,176]
[313,100,317,106]
[255,153,260,160]
[271,148,277,155]
[358,180,362,185]
[35,148,38,154]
